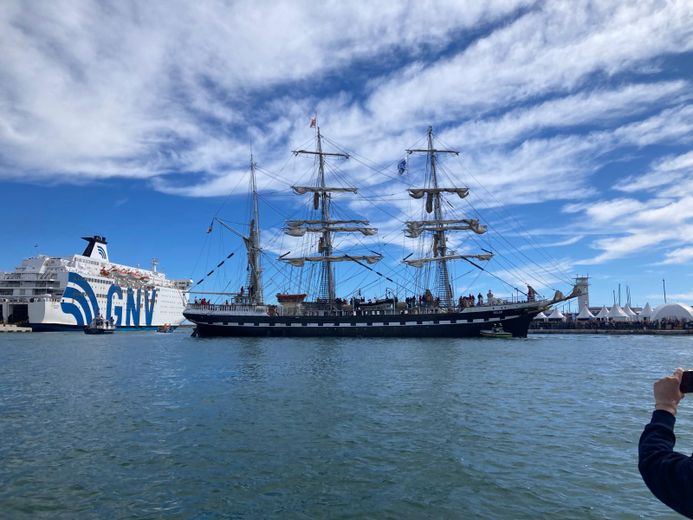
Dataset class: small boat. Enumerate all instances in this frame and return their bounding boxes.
[84,315,115,334]
[156,324,176,333]
[480,325,513,338]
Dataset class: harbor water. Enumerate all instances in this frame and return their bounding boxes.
[1,332,691,518]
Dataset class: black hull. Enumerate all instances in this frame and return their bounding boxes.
[185,307,539,339]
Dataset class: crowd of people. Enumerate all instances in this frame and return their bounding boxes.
[531,316,693,331]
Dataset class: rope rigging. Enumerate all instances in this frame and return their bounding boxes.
[190,126,575,306]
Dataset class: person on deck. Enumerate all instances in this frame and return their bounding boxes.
[477,292,484,305]
[639,368,693,518]
[487,290,494,305]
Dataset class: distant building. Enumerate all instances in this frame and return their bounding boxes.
[575,276,589,310]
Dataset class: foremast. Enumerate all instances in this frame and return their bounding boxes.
[213,154,264,305]
[404,126,492,307]
[282,126,381,303]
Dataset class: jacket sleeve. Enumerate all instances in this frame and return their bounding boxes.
[638,410,693,518]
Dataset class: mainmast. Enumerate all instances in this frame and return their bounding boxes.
[404,126,492,307]
[316,128,335,301]
[246,154,263,304]
[283,125,381,303]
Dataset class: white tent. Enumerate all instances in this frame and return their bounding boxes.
[595,305,610,320]
[607,304,629,321]
[638,303,654,320]
[534,311,548,320]
[652,303,693,322]
[623,304,638,319]
[576,305,595,320]
[548,308,565,321]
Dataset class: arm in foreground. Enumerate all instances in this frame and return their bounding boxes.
[638,368,693,518]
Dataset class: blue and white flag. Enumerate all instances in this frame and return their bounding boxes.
[397,158,407,175]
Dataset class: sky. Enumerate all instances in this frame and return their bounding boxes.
[1,0,693,308]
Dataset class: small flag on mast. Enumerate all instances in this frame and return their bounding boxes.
[397,158,407,175]
[309,116,317,128]
[207,220,214,233]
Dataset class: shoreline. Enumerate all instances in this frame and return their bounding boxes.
[530,328,693,335]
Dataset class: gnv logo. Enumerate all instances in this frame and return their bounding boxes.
[61,272,156,327]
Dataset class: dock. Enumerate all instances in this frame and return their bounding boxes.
[0,324,32,333]
[530,328,693,335]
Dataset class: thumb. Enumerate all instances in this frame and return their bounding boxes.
[674,367,684,382]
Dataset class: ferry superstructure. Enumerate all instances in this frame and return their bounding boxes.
[0,236,191,331]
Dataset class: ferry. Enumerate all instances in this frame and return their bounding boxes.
[0,236,192,331]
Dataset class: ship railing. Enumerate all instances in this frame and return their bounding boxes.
[186,303,269,314]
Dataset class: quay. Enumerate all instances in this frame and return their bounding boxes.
[0,323,31,333]
[530,328,693,335]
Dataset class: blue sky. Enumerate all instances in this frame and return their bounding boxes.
[1,0,693,308]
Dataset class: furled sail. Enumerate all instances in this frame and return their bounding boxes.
[405,219,487,237]
[285,226,377,237]
[409,188,469,213]
[408,188,469,199]
[287,219,369,226]
[404,253,493,267]
[292,186,358,195]
[282,254,383,267]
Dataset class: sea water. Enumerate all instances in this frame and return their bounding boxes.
[1,331,691,519]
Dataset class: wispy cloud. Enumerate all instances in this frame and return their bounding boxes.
[1,0,693,288]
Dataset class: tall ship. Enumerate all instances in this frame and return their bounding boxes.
[0,236,191,331]
[184,126,579,338]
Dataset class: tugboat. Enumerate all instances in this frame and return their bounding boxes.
[184,125,580,338]
[84,315,115,335]
[480,324,513,338]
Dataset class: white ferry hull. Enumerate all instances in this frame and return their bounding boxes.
[0,236,191,331]
[25,274,187,331]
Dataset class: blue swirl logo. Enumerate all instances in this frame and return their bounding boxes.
[60,272,101,326]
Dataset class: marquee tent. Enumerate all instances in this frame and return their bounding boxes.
[638,303,654,320]
[576,305,595,320]
[607,304,629,321]
[595,305,609,319]
[548,308,565,321]
[651,303,693,322]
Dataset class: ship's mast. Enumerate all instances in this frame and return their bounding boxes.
[316,128,336,302]
[404,126,492,307]
[427,127,454,307]
[212,154,265,305]
[284,125,382,303]
[247,154,263,304]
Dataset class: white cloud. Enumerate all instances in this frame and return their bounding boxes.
[659,246,693,266]
[615,150,693,193]
[0,0,532,180]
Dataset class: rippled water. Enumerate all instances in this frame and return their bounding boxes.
[1,331,692,518]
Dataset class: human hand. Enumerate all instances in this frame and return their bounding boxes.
[654,368,685,416]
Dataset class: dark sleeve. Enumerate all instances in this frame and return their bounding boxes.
[638,410,693,518]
